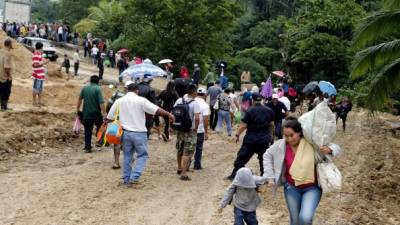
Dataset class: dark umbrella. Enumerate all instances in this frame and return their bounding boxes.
[217,60,228,69]
[302,81,319,95]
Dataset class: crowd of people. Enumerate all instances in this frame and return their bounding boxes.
[0,32,351,224]
[1,21,79,44]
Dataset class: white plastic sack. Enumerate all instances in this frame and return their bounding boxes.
[298,100,336,147]
[317,156,342,193]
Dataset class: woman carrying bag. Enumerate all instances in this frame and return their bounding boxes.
[262,117,341,225]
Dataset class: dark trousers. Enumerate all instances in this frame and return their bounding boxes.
[275,121,282,139]
[99,67,104,80]
[74,62,79,76]
[0,80,12,110]
[145,117,154,138]
[194,133,205,169]
[210,106,218,130]
[234,207,258,225]
[229,141,269,178]
[84,48,89,57]
[83,117,103,150]
[163,115,170,140]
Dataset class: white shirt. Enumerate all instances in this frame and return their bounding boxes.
[174,95,201,130]
[91,47,99,56]
[279,96,291,113]
[195,97,210,133]
[107,92,159,132]
[229,93,238,112]
[58,26,63,34]
[73,52,80,64]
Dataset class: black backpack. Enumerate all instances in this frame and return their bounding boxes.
[171,98,194,132]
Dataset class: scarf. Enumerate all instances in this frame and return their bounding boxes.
[289,138,315,186]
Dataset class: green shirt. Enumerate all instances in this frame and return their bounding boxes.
[202,71,216,84]
[79,84,105,120]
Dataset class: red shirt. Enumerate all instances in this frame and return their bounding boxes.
[32,50,46,80]
[285,143,316,188]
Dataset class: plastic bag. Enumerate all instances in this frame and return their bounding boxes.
[234,110,241,124]
[316,156,342,193]
[298,100,336,147]
[72,116,81,137]
[97,123,108,146]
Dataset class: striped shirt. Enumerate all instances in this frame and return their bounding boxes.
[32,50,46,80]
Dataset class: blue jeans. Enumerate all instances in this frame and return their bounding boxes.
[122,131,148,183]
[284,182,322,225]
[216,110,232,135]
[234,207,258,225]
[194,133,205,169]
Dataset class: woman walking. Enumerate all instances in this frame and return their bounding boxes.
[158,81,179,141]
[263,117,341,225]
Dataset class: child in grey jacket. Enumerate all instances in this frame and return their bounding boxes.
[218,167,263,225]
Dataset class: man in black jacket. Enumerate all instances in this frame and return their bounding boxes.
[138,74,157,138]
[226,93,274,180]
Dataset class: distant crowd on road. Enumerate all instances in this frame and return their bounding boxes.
[1,21,80,44]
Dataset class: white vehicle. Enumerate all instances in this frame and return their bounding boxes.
[20,37,59,61]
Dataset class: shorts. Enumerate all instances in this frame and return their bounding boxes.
[33,79,44,93]
[176,131,197,156]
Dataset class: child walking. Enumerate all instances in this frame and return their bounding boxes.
[62,54,71,79]
[219,167,263,225]
[336,96,352,132]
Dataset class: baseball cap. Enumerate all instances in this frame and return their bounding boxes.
[272,94,279,99]
[252,92,262,101]
[125,80,134,88]
[197,87,206,94]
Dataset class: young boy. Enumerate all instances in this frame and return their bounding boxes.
[219,167,263,225]
[62,54,71,78]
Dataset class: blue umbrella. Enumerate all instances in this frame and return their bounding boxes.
[120,62,167,79]
[318,81,337,96]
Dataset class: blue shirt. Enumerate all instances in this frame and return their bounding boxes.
[219,75,229,90]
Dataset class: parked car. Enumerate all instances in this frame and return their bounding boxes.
[19,37,59,62]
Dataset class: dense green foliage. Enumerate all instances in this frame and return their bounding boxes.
[32,0,400,113]
[351,0,400,112]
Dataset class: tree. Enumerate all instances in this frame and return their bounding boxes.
[56,0,100,25]
[74,0,125,40]
[283,0,365,85]
[31,0,58,23]
[351,0,400,111]
[117,0,240,69]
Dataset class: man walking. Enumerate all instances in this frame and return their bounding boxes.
[98,53,105,80]
[73,49,80,76]
[194,87,210,170]
[107,83,174,187]
[174,84,201,181]
[138,75,157,138]
[32,42,48,107]
[266,93,288,139]
[192,63,200,86]
[77,75,106,153]
[207,81,222,130]
[227,93,274,180]
[0,39,14,111]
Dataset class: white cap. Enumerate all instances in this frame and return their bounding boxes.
[125,80,134,88]
[272,93,279,99]
[197,87,206,94]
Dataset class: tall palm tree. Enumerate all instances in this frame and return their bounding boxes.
[351,0,400,111]
[74,0,125,38]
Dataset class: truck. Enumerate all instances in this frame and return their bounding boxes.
[0,0,32,24]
